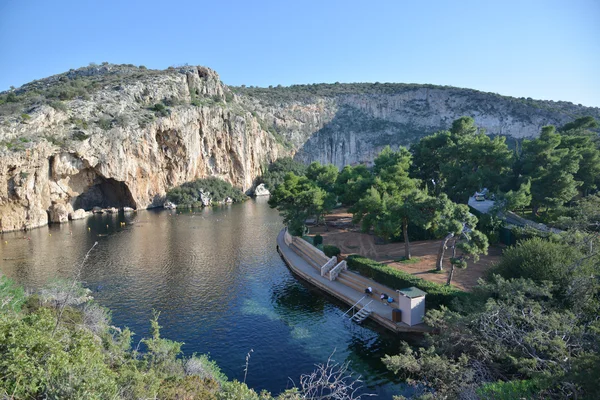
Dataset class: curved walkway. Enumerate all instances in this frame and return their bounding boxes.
[277,229,431,333]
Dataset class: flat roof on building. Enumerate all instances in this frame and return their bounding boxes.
[398,287,427,298]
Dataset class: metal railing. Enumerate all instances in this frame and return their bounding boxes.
[342,295,367,317]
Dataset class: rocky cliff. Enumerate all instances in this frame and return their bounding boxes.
[233,84,600,167]
[0,65,284,232]
[2,64,599,232]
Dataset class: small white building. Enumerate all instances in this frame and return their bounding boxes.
[396,287,426,326]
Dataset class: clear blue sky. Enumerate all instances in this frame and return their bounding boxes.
[1,0,599,106]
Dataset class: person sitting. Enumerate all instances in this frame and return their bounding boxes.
[387,296,394,304]
[380,293,388,303]
[364,286,373,295]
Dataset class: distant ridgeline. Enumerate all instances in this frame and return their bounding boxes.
[0,62,599,231]
[232,83,600,167]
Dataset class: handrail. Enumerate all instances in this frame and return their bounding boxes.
[328,260,347,281]
[362,300,374,311]
[320,256,337,276]
[342,295,367,317]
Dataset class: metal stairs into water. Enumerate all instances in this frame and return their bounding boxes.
[351,305,372,323]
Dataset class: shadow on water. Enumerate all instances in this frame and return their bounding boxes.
[0,199,415,397]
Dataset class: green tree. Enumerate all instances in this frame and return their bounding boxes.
[446,228,488,286]
[558,117,600,195]
[489,237,588,287]
[501,179,532,212]
[389,189,438,260]
[519,125,581,215]
[258,157,307,190]
[334,164,373,206]
[268,173,326,236]
[384,273,600,399]
[434,195,481,271]
[411,116,513,202]
[305,161,338,193]
[305,161,339,227]
[410,130,453,195]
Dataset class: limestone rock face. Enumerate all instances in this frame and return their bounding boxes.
[48,203,72,224]
[200,191,211,207]
[163,201,176,209]
[235,86,600,168]
[2,63,599,231]
[254,183,270,196]
[0,65,285,232]
[70,209,89,220]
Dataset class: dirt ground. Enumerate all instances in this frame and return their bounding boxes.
[310,209,503,291]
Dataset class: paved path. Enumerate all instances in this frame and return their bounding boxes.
[277,229,431,333]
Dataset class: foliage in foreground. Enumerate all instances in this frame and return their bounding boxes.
[0,275,371,399]
[384,235,600,399]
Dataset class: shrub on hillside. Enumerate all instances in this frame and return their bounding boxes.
[313,234,323,247]
[151,103,169,117]
[346,255,467,309]
[488,237,587,287]
[323,245,341,258]
[166,177,247,207]
[257,157,307,190]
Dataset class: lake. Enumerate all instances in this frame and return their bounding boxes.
[0,198,417,398]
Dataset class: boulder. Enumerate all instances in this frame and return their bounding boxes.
[225,197,233,203]
[254,183,270,196]
[70,209,89,220]
[48,203,73,224]
[200,192,212,206]
[122,207,134,213]
[164,201,177,209]
[105,207,119,214]
[92,206,104,214]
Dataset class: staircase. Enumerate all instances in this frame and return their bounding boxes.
[337,270,396,300]
[351,303,373,323]
[289,242,323,271]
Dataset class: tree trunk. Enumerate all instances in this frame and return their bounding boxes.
[436,233,454,271]
[403,217,411,260]
[446,263,456,286]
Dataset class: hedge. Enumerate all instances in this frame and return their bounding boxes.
[345,255,468,309]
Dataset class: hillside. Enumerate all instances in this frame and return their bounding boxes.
[232,83,600,167]
[0,64,285,232]
[1,63,598,231]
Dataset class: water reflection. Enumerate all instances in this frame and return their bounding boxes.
[0,199,408,397]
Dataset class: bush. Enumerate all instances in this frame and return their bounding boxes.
[477,379,541,400]
[488,237,585,286]
[346,255,467,309]
[151,103,169,117]
[313,234,323,246]
[323,245,340,258]
[166,177,247,207]
[97,117,112,130]
[72,131,90,141]
[257,157,308,190]
[50,100,68,112]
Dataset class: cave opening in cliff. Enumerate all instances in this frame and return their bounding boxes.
[74,178,136,210]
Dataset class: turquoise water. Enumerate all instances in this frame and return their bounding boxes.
[0,199,418,397]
